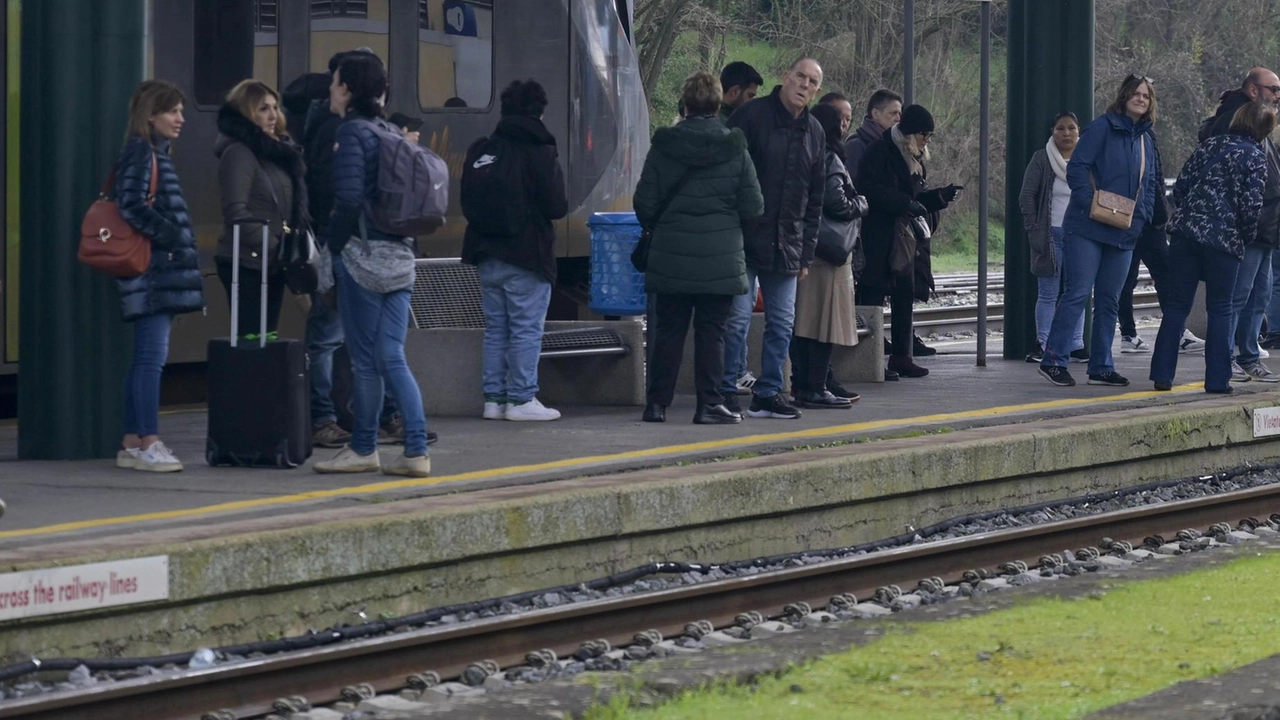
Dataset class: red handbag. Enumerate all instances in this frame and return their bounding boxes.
[78,152,157,278]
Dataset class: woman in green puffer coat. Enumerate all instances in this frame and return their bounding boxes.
[634,71,764,425]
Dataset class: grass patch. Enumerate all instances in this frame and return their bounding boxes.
[586,549,1280,719]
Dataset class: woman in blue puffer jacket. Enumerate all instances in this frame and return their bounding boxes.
[311,53,430,479]
[114,80,204,473]
[1039,75,1159,389]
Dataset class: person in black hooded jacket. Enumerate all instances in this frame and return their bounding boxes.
[461,79,569,422]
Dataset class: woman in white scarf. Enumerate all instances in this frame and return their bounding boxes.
[1018,112,1086,362]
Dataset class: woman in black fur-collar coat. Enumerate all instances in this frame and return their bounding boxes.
[214,80,310,335]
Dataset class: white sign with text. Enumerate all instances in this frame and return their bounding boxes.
[0,556,169,621]
[1254,407,1280,438]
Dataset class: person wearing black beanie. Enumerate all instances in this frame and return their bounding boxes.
[854,103,962,379]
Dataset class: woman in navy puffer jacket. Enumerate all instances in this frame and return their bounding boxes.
[114,80,203,474]
[1039,75,1159,389]
[1152,101,1273,394]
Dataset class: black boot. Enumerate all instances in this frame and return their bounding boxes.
[693,404,742,424]
[642,404,666,423]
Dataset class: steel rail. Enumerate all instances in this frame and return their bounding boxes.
[5,482,1279,720]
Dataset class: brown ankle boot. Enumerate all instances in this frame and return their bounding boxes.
[887,354,929,378]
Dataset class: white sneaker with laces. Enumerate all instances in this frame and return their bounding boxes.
[134,441,183,473]
[383,453,431,477]
[1179,330,1206,355]
[314,446,381,473]
[483,401,507,420]
[735,370,757,396]
[505,397,561,422]
[117,447,143,469]
[1120,335,1150,353]
[1243,361,1280,383]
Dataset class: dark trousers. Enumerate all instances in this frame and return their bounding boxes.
[648,293,733,408]
[1119,228,1171,337]
[216,259,286,338]
[1150,234,1240,392]
[790,336,834,394]
[856,279,914,356]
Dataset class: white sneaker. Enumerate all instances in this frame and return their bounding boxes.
[383,453,431,477]
[505,397,561,422]
[314,446,381,473]
[117,447,143,469]
[483,401,507,420]
[735,371,758,396]
[1120,335,1150,353]
[134,441,183,473]
[1179,330,1206,355]
[1261,348,1272,359]
[1243,360,1280,383]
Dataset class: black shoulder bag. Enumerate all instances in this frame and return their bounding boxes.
[631,168,697,272]
[258,159,320,295]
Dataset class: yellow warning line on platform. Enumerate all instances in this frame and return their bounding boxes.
[0,383,1204,540]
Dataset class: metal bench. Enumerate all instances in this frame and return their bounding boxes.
[408,259,630,358]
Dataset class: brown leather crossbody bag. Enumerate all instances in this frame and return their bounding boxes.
[1089,139,1145,230]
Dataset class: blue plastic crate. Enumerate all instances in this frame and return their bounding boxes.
[588,212,647,316]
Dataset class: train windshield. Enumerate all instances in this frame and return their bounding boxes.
[567,0,648,211]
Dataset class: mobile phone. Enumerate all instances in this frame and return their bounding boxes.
[389,112,423,131]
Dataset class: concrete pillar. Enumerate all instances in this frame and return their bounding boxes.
[18,0,145,459]
[1003,0,1095,359]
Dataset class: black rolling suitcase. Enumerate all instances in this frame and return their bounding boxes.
[206,221,312,468]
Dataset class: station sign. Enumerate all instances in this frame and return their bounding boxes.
[1253,406,1280,438]
[0,556,169,621]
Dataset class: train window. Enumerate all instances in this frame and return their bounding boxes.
[193,0,281,105]
[308,0,388,72]
[311,0,369,17]
[416,0,493,110]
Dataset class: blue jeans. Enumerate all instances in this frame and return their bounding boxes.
[1042,233,1132,375]
[334,255,428,456]
[1230,244,1272,364]
[1035,227,1085,350]
[720,269,797,398]
[307,295,397,427]
[122,313,172,437]
[1266,249,1280,340]
[1151,234,1240,392]
[733,276,757,373]
[477,257,552,403]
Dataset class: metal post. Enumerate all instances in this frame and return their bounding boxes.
[976,0,991,367]
[903,0,914,104]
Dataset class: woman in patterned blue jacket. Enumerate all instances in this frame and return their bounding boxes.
[115,80,204,474]
[1151,101,1273,394]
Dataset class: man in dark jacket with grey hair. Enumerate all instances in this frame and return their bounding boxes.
[719,57,826,421]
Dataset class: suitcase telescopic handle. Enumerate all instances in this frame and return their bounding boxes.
[230,219,272,349]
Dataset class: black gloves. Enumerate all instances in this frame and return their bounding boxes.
[908,200,929,217]
[940,184,964,203]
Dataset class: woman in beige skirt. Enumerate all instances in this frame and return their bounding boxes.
[791,103,867,408]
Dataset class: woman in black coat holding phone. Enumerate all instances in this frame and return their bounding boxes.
[790,103,867,408]
[854,104,960,378]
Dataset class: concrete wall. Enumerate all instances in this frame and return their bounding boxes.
[1,396,1277,661]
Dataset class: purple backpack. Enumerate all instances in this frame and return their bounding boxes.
[354,118,449,236]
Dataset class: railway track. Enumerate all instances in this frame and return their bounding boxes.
[898,288,1161,335]
[5,478,1280,720]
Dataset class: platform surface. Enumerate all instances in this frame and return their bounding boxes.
[1,334,1273,549]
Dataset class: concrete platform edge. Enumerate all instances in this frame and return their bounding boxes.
[0,395,1277,661]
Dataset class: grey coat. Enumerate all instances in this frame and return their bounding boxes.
[1017,148,1058,278]
[214,104,305,271]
